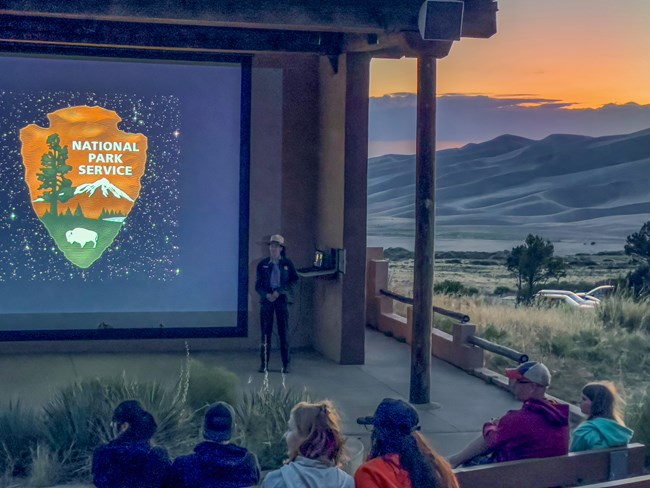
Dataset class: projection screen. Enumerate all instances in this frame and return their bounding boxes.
[0,49,251,340]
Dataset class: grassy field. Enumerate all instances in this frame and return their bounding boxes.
[387,249,636,297]
[384,249,650,435]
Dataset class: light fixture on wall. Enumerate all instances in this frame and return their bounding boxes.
[418,0,464,41]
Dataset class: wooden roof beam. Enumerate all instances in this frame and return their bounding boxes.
[1,0,497,38]
[0,13,346,55]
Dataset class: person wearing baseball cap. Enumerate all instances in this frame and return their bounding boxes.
[355,398,459,488]
[165,402,260,487]
[255,234,298,374]
[448,361,569,468]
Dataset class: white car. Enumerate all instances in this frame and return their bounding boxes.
[576,285,616,302]
[535,290,597,308]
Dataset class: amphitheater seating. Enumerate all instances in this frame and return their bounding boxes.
[581,475,650,487]
[454,443,646,488]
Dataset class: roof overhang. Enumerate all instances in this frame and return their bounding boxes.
[0,1,497,58]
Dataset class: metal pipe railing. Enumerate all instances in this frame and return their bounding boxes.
[378,288,529,363]
[467,335,529,363]
[379,288,470,323]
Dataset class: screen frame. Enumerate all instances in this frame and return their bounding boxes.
[0,45,252,342]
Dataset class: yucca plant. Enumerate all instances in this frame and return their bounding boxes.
[40,377,124,482]
[27,443,64,487]
[40,372,197,483]
[0,401,42,479]
[235,386,311,470]
[0,344,243,486]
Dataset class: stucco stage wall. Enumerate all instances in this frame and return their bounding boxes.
[253,53,319,354]
[313,55,346,362]
[311,53,369,365]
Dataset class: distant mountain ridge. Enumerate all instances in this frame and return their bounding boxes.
[368,128,650,247]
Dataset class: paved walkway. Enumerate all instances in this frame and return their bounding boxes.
[1,327,520,486]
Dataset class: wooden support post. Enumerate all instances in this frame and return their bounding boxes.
[410,54,436,404]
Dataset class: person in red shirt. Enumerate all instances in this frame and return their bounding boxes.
[448,361,569,467]
[355,398,459,488]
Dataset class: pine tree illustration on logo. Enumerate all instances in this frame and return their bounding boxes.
[20,106,148,268]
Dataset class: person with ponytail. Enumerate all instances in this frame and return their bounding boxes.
[93,400,171,488]
[570,381,633,452]
[355,398,459,488]
[262,400,354,488]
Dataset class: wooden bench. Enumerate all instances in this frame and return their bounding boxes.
[454,443,646,488]
[581,475,650,487]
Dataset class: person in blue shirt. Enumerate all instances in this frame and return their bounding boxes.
[570,381,634,452]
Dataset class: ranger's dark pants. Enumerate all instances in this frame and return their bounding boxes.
[260,295,289,368]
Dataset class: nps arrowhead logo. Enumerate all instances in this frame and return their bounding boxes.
[20,106,148,268]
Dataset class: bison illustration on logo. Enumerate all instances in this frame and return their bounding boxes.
[20,106,148,268]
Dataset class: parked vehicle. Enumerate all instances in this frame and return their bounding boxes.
[534,285,615,309]
[576,285,616,301]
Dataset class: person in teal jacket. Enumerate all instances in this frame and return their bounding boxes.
[570,381,634,452]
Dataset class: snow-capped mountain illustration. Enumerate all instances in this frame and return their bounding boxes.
[74,178,134,202]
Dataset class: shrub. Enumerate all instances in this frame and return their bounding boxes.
[597,294,650,333]
[40,373,197,484]
[480,324,509,344]
[565,329,608,362]
[434,280,478,296]
[627,388,650,466]
[384,247,413,261]
[434,316,455,334]
[186,361,240,412]
[493,286,514,296]
[616,333,650,374]
[0,347,244,486]
[0,401,41,479]
[28,443,64,487]
[536,327,570,357]
[553,280,600,292]
[40,379,114,483]
[627,265,650,298]
[235,386,311,470]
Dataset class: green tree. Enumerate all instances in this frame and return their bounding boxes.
[624,221,650,297]
[36,133,74,216]
[625,221,650,266]
[506,234,566,304]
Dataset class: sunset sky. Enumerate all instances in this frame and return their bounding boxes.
[371,0,650,107]
[368,0,650,154]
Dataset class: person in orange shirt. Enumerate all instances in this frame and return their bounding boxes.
[355,398,459,488]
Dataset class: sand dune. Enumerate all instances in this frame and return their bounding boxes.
[368,129,650,246]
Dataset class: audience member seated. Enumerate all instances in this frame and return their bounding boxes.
[448,361,569,468]
[570,381,634,452]
[165,401,260,488]
[355,398,459,488]
[92,400,171,488]
[262,400,354,488]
